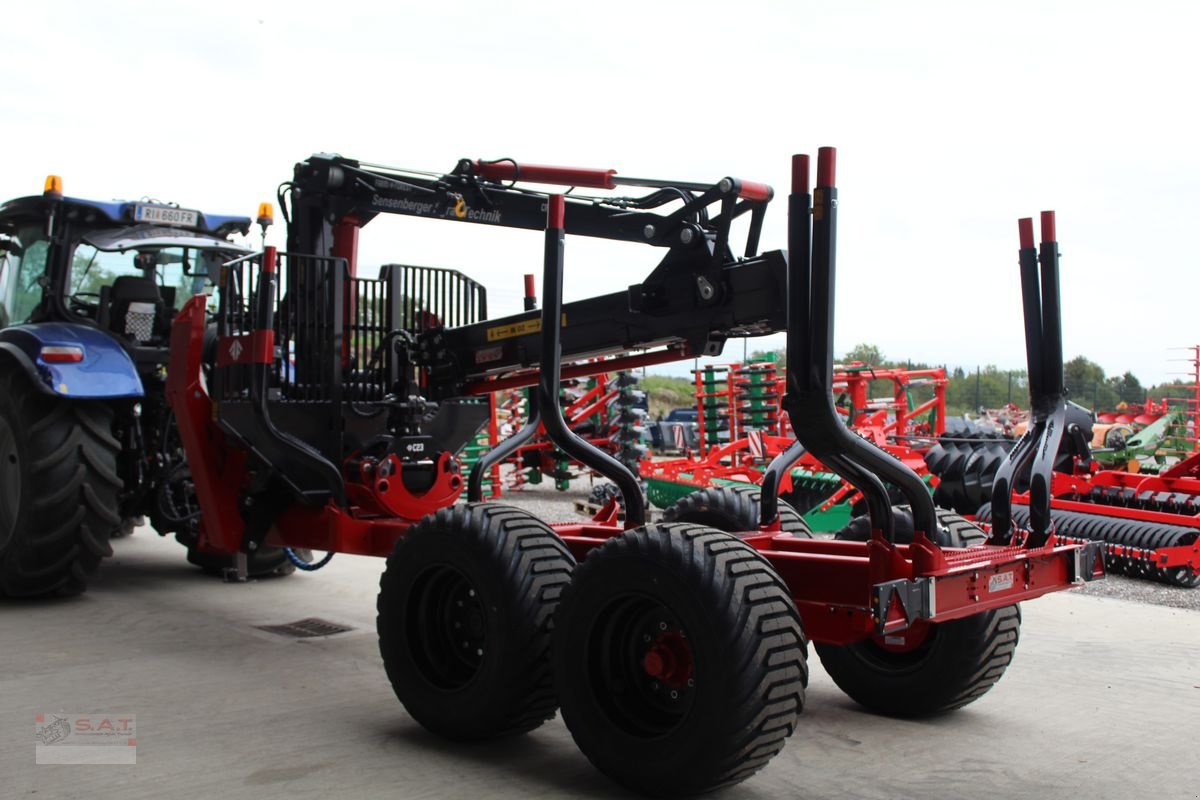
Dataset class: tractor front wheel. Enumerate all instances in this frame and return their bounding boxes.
[0,369,122,597]
[377,503,575,740]
[552,523,808,796]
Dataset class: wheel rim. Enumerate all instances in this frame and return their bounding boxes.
[586,594,695,738]
[0,414,20,550]
[406,564,486,690]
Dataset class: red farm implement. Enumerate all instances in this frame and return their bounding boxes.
[641,362,946,530]
[926,349,1200,588]
[468,367,646,496]
[166,147,1101,795]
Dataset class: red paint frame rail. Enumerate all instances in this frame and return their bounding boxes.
[550,518,1103,646]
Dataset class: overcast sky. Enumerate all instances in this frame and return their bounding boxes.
[4,1,1196,385]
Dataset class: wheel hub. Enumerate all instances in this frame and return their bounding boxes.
[641,631,693,689]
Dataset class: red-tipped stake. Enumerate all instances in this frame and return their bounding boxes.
[816,147,836,188]
[1018,218,1035,250]
[548,195,565,230]
[1040,210,1056,243]
[792,154,810,195]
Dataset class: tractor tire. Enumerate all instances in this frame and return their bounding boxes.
[377,503,575,741]
[111,516,143,539]
[661,484,813,538]
[552,523,808,797]
[816,507,1016,717]
[0,369,122,597]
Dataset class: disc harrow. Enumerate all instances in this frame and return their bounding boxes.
[977,501,1199,587]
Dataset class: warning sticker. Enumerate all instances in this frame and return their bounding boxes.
[988,571,1014,593]
[485,314,566,342]
[475,345,505,365]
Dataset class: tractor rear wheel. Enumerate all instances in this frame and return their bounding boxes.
[0,369,122,597]
[552,523,807,796]
[816,507,1018,717]
[661,485,813,537]
[377,503,575,740]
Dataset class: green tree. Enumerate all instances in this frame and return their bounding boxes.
[1064,356,1105,388]
[844,343,884,366]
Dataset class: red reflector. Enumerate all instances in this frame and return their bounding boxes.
[40,346,84,363]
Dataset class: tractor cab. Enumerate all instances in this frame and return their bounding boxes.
[0,178,252,363]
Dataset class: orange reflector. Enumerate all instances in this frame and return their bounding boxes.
[44,175,64,197]
[40,346,84,363]
[256,202,274,227]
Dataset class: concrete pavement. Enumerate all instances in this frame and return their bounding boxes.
[2,530,1198,800]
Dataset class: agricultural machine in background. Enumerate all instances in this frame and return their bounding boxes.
[461,367,647,496]
[161,145,1100,795]
[0,179,306,597]
[640,362,946,530]
[928,348,1200,587]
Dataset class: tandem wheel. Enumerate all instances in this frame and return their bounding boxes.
[817,507,1022,717]
[552,522,808,797]
[377,502,575,740]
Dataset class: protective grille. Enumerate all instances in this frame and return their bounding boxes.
[383,263,487,331]
[214,255,486,406]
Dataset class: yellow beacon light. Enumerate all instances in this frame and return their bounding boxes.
[43,175,64,198]
[256,202,274,228]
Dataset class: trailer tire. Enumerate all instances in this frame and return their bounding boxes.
[662,485,813,537]
[836,506,988,547]
[0,369,121,597]
[377,503,575,741]
[815,604,1021,717]
[818,506,1015,716]
[552,523,807,796]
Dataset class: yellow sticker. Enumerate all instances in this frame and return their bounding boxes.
[485,314,567,342]
[454,197,467,219]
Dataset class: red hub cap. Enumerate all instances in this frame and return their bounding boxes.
[641,631,693,689]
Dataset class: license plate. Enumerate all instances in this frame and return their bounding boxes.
[134,204,199,227]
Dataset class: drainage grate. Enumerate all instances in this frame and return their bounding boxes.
[257,617,354,638]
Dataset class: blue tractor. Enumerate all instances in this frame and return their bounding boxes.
[0,176,297,596]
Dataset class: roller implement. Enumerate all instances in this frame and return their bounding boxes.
[162,147,1101,795]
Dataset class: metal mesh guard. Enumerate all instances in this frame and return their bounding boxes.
[125,302,156,342]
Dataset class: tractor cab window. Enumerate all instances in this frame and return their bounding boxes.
[0,225,51,328]
[67,243,218,317]
[68,243,149,305]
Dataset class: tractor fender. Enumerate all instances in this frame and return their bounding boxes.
[0,323,143,398]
